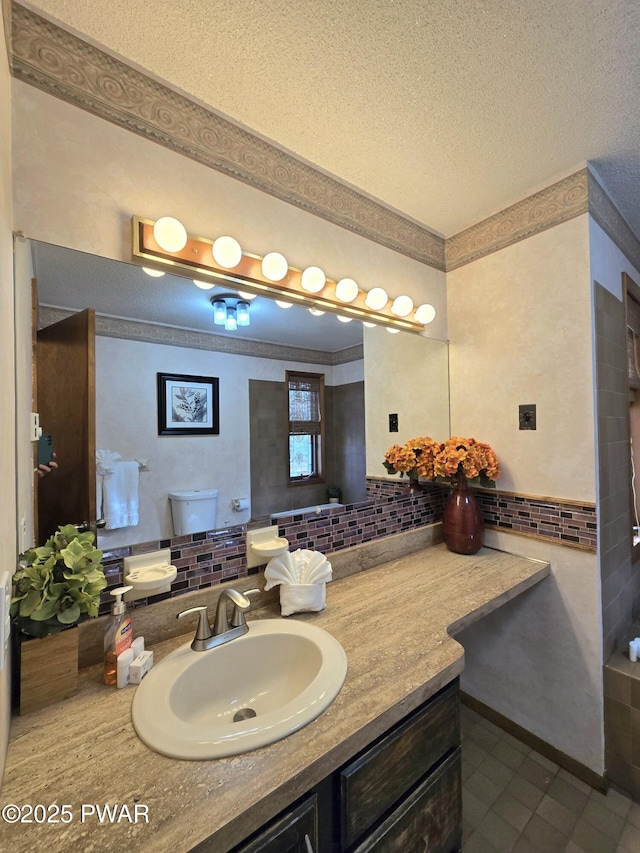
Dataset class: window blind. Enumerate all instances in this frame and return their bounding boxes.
[288,375,321,435]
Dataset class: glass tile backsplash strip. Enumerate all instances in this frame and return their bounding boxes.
[97,483,444,615]
[475,490,597,550]
[97,480,596,615]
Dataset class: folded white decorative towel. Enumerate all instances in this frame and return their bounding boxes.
[102,460,139,529]
[264,549,332,615]
[264,549,332,589]
[279,583,326,616]
[264,552,298,588]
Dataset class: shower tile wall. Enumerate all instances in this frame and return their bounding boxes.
[595,282,637,659]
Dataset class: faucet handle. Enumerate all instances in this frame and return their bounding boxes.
[176,605,213,643]
[230,588,261,628]
[214,588,261,634]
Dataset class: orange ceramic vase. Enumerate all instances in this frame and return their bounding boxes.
[442,474,484,554]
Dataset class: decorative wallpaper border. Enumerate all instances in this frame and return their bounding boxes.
[9,2,445,271]
[38,305,363,365]
[588,170,640,275]
[445,171,590,270]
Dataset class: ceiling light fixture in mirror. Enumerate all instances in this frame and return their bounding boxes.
[133,217,435,334]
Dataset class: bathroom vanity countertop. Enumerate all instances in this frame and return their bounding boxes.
[0,543,549,853]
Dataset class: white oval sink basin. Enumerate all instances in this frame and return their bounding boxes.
[131,618,347,759]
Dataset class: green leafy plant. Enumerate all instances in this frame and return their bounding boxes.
[11,524,107,639]
[327,485,342,501]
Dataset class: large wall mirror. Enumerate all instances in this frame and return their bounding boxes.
[31,240,450,549]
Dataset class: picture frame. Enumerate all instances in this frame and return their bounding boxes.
[157,373,219,435]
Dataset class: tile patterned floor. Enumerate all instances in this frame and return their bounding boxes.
[461,703,640,852]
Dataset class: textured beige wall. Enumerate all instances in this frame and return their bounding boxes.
[447,215,594,502]
[364,327,450,476]
[448,216,604,773]
[458,529,603,774]
[0,7,15,789]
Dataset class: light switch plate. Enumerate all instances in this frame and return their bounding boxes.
[519,404,537,430]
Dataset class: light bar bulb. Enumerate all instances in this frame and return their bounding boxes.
[335,277,359,303]
[301,266,326,293]
[153,216,187,252]
[391,295,414,317]
[414,303,436,324]
[142,267,165,278]
[309,307,325,316]
[238,291,257,300]
[276,300,293,309]
[365,287,388,310]
[262,252,288,281]
[193,279,214,290]
[212,236,242,268]
[337,315,353,323]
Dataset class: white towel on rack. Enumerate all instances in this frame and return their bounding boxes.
[102,460,139,529]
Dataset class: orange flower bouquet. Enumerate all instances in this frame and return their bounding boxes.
[383,436,439,481]
[384,436,500,488]
[434,436,500,488]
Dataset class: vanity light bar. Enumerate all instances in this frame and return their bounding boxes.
[132,217,426,334]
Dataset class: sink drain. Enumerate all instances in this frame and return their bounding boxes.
[232,707,257,723]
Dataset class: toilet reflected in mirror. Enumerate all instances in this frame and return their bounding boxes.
[169,490,219,537]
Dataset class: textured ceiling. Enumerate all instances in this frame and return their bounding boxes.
[23,0,640,239]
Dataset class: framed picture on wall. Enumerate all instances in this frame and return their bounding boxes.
[157,373,219,435]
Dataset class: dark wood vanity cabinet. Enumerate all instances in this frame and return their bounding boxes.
[232,794,319,853]
[229,679,461,853]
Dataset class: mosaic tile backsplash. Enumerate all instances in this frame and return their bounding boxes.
[97,478,596,615]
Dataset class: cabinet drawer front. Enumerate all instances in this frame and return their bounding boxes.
[352,748,462,853]
[341,681,459,849]
[232,794,318,853]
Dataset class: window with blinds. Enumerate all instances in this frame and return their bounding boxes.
[286,371,325,482]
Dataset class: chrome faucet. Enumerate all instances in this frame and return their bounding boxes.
[177,587,260,651]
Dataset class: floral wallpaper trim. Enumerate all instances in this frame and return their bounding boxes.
[445,170,590,270]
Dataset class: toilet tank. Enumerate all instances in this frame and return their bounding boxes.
[169,489,219,536]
